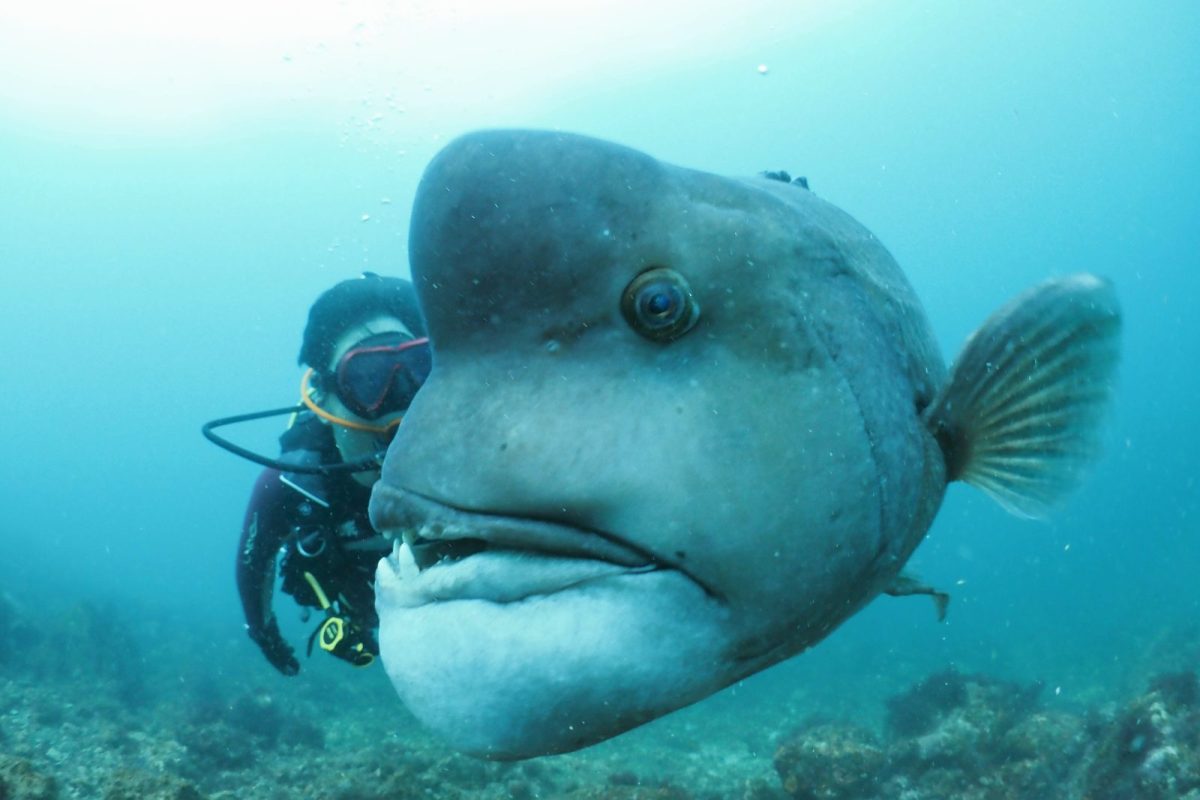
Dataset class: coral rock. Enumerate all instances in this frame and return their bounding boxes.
[1082,672,1200,800]
[102,769,205,800]
[0,753,58,800]
[774,722,885,800]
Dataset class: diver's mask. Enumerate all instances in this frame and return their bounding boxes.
[301,334,431,432]
[200,335,431,476]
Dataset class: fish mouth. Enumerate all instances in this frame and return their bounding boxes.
[370,485,693,607]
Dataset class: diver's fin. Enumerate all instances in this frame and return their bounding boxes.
[885,572,949,621]
[923,274,1120,518]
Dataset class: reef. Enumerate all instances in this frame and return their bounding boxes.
[773,668,1200,800]
[3,592,1199,799]
[1082,671,1200,800]
[0,754,58,800]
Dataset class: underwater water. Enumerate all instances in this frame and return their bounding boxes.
[0,1,1197,797]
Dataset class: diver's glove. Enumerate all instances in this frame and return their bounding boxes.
[247,617,301,676]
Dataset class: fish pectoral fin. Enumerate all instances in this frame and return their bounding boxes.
[922,274,1121,518]
[885,572,949,622]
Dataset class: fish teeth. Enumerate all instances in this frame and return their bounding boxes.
[391,538,420,581]
[377,526,429,548]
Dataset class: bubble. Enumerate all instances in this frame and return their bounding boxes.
[757,63,769,75]
[361,213,371,222]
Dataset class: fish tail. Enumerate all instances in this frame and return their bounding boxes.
[922,274,1121,518]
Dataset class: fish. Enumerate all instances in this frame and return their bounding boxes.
[368,129,1121,760]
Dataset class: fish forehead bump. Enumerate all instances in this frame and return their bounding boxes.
[410,130,662,301]
[410,129,939,378]
[412,127,807,293]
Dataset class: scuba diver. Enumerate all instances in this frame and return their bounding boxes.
[203,273,430,675]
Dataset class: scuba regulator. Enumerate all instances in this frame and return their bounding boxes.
[302,571,375,668]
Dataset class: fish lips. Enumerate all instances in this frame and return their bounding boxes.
[369,484,680,605]
[369,483,742,758]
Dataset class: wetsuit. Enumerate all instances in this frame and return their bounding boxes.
[236,412,384,674]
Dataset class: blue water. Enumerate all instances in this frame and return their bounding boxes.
[1,0,1196,775]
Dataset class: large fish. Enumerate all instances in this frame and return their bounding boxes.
[368,130,1121,759]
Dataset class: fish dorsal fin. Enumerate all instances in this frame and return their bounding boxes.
[923,274,1121,518]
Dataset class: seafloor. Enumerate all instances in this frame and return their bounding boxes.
[1,592,1197,800]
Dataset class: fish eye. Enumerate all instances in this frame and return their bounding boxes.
[620,267,700,342]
